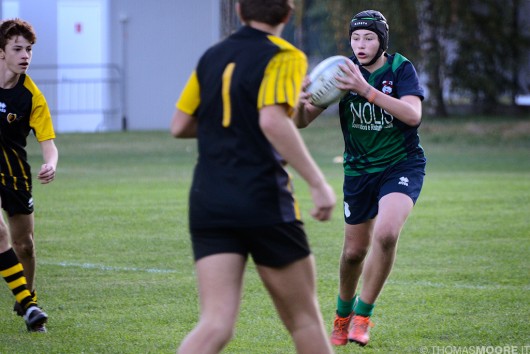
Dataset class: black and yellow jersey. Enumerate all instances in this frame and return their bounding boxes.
[0,74,55,191]
[177,25,307,229]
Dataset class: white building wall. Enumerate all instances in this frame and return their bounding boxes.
[110,0,221,131]
[1,0,221,131]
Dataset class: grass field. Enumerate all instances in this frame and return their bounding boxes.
[0,115,528,353]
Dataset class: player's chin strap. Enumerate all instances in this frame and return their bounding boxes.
[356,50,384,67]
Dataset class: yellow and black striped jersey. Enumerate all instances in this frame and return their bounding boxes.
[177,26,307,229]
[0,74,55,191]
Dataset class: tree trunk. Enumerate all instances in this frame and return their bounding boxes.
[418,0,448,117]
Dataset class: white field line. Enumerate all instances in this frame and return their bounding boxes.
[41,260,529,291]
[387,279,530,291]
[40,260,177,274]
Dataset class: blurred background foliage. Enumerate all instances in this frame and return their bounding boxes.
[222,0,530,117]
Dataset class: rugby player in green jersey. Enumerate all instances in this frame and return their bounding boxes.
[295,10,426,347]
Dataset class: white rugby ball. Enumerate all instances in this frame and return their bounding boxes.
[306,55,350,107]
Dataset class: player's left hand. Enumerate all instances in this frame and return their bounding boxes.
[336,61,370,95]
[37,163,55,184]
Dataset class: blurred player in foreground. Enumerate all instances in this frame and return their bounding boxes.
[170,0,336,353]
[295,9,426,347]
[0,18,58,332]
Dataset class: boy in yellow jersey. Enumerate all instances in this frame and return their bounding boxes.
[0,18,58,333]
[171,1,335,353]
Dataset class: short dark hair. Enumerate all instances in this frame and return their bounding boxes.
[238,0,293,26]
[0,18,37,50]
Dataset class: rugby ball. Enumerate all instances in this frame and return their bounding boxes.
[306,55,350,107]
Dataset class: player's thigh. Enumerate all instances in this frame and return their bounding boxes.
[344,220,374,252]
[256,256,319,330]
[194,253,246,323]
[8,213,34,243]
[375,192,414,237]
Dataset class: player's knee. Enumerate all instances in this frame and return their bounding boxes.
[210,325,235,348]
[201,318,236,346]
[374,230,399,251]
[12,238,35,258]
[341,246,369,264]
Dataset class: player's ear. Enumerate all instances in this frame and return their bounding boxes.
[281,8,293,24]
[0,48,4,59]
[282,0,295,24]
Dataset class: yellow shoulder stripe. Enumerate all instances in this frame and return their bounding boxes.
[176,70,200,115]
[258,36,307,116]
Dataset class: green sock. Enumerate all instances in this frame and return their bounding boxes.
[337,294,357,317]
[354,297,375,317]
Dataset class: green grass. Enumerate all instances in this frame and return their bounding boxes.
[0,116,528,353]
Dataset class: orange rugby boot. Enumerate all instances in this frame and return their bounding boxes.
[348,315,374,346]
[330,312,352,346]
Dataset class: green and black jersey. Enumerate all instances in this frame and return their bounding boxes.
[339,53,425,176]
[0,74,55,191]
[177,26,307,229]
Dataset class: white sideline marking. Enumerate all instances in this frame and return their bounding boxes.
[41,261,528,291]
[41,260,177,274]
[387,279,529,291]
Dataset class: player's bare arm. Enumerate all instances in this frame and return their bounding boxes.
[170,109,197,138]
[259,104,336,221]
[38,139,58,184]
[293,77,325,129]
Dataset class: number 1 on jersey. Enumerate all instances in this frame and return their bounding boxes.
[222,63,235,127]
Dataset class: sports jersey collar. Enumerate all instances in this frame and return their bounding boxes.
[349,53,393,84]
[235,25,270,38]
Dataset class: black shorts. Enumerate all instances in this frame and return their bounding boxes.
[190,221,311,267]
[343,157,426,225]
[0,185,34,216]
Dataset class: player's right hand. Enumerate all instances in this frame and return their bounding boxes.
[309,181,336,221]
[298,76,312,106]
